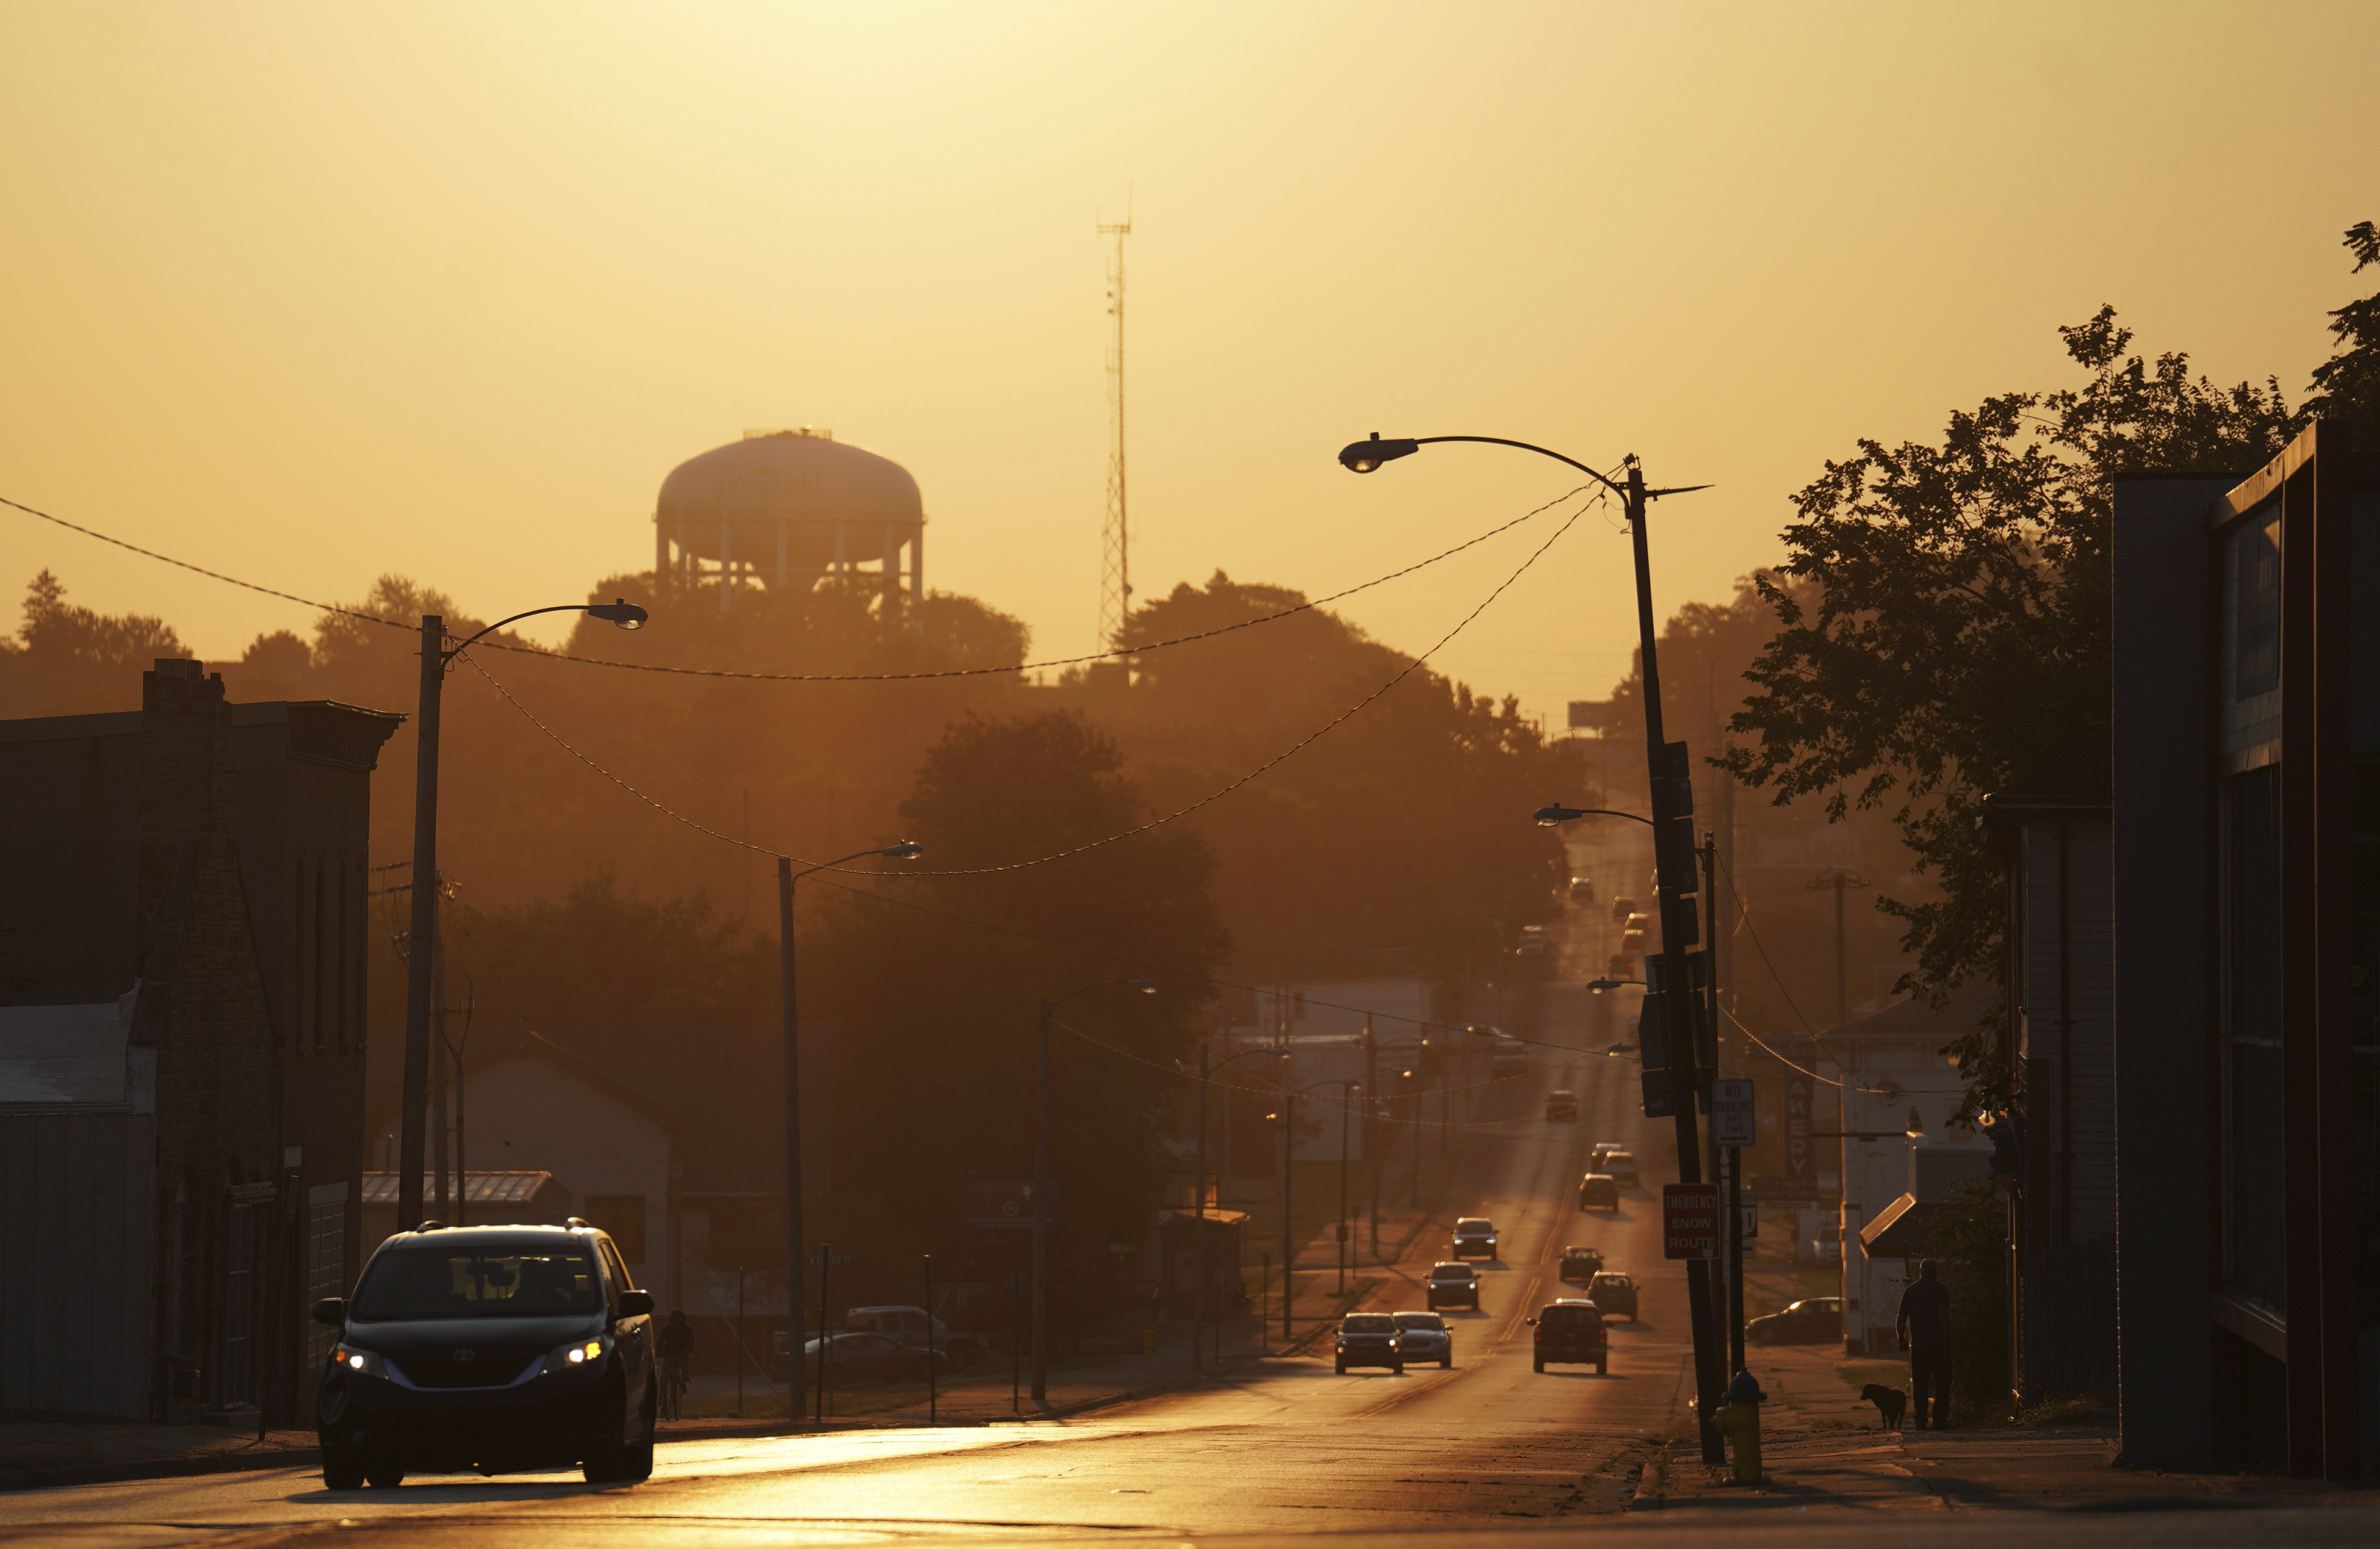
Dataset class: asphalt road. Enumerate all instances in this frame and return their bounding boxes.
[14,898,2368,1547]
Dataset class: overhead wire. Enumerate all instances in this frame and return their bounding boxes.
[2,483,1594,684]
[456,493,1591,877]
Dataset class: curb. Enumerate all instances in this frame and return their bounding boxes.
[0,1445,323,1495]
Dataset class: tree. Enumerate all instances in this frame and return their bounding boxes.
[1722,309,2299,1119]
[814,710,1230,1316]
[2302,219,2380,440]
[0,571,187,718]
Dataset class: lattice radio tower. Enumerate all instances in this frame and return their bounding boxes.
[1097,214,1133,648]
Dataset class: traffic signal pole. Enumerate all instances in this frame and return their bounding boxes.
[1624,461,1726,1465]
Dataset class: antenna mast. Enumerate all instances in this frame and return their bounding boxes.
[1097,214,1132,647]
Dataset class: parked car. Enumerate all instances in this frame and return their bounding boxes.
[1586,1271,1639,1321]
[1601,1150,1640,1186]
[1391,1311,1454,1368]
[313,1221,657,1490]
[842,1305,982,1373]
[1451,1217,1499,1259]
[1610,896,1637,924]
[1424,1262,1482,1310]
[1543,1089,1579,1121]
[800,1330,933,1385]
[1334,1312,1403,1374]
[1557,1246,1605,1283]
[1577,1173,1620,1211]
[1569,876,1596,903]
[1747,1296,1845,1346]
[1528,1299,1609,1374]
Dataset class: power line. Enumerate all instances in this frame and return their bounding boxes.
[2,484,1594,684]
[456,496,1587,878]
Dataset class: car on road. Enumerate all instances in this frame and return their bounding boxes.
[1586,1271,1639,1321]
[1601,1150,1640,1186]
[1450,1217,1499,1259]
[313,1221,657,1490]
[1514,934,1548,959]
[1619,919,1649,953]
[1590,1141,1624,1168]
[1426,1262,1481,1309]
[1610,896,1637,923]
[1335,1313,1403,1373]
[1543,1089,1578,1121]
[1557,1246,1605,1283]
[1747,1296,1845,1346]
[801,1330,935,1385]
[1569,876,1596,903]
[1391,1311,1454,1367]
[1489,1036,1528,1069]
[1577,1173,1620,1211]
[842,1305,982,1373]
[1528,1299,1609,1374]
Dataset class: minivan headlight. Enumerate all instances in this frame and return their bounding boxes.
[542,1337,606,1376]
[332,1345,387,1379]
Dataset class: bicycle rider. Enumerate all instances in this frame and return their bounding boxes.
[657,1309,696,1420]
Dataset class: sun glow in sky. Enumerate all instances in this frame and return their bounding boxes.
[3,0,2374,724]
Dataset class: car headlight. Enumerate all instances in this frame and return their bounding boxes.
[542,1337,607,1376]
[332,1345,388,1379]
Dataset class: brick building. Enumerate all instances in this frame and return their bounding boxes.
[0,659,399,1423]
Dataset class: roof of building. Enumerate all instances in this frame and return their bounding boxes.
[359,1171,565,1207]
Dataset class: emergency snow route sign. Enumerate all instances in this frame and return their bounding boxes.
[1663,1183,1720,1260]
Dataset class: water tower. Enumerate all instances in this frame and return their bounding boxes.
[654,428,925,614]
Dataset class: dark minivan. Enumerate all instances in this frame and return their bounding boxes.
[313,1221,656,1489]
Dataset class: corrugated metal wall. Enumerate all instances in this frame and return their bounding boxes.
[1,1112,153,1417]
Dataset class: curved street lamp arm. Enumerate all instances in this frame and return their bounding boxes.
[1413,436,1626,496]
[1534,805,1656,827]
[441,604,597,662]
[1049,977,1160,1013]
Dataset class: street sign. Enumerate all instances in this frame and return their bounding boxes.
[1712,1077,1756,1148]
[1662,1183,1721,1260]
[1739,1189,1759,1238]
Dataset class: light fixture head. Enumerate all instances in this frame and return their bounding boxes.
[880,840,925,860]
[587,598,649,630]
[1338,432,1420,474]
[1127,978,1159,994]
[1534,803,1587,827]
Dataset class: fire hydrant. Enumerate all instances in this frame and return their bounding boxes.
[1714,1370,1766,1483]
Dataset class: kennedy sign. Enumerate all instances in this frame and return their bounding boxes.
[1662,1183,1721,1260]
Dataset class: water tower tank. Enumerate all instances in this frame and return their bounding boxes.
[653,428,924,611]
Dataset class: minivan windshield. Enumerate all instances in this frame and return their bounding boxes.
[353,1240,602,1320]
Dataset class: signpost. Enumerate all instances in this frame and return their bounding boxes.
[1662,1183,1721,1260]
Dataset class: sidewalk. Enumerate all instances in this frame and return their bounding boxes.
[1639,1341,2380,1515]
[0,1420,319,1493]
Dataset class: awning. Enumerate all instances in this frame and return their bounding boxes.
[361,1171,561,1207]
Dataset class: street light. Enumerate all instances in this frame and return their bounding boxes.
[1033,978,1158,1402]
[1192,1045,1290,1373]
[1337,428,1729,1457]
[398,598,651,1233]
[779,840,923,1426]
[1533,804,1653,828]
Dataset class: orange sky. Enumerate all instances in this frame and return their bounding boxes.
[3,1,2373,729]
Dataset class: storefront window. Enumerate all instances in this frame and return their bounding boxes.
[2220,764,2284,1312]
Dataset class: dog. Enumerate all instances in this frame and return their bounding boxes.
[1861,1383,1908,1431]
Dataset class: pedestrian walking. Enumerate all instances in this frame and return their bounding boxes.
[657,1308,696,1421]
[1896,1259,1952,1429]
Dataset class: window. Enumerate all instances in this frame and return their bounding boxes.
[2220,764,2285,1312]
[584,1195,647,1265]
[598,1238,634,1306]
[2220,505,2284,760]
[352,1243,603,1320]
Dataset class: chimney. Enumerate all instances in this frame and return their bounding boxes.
[138,657,231,961]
